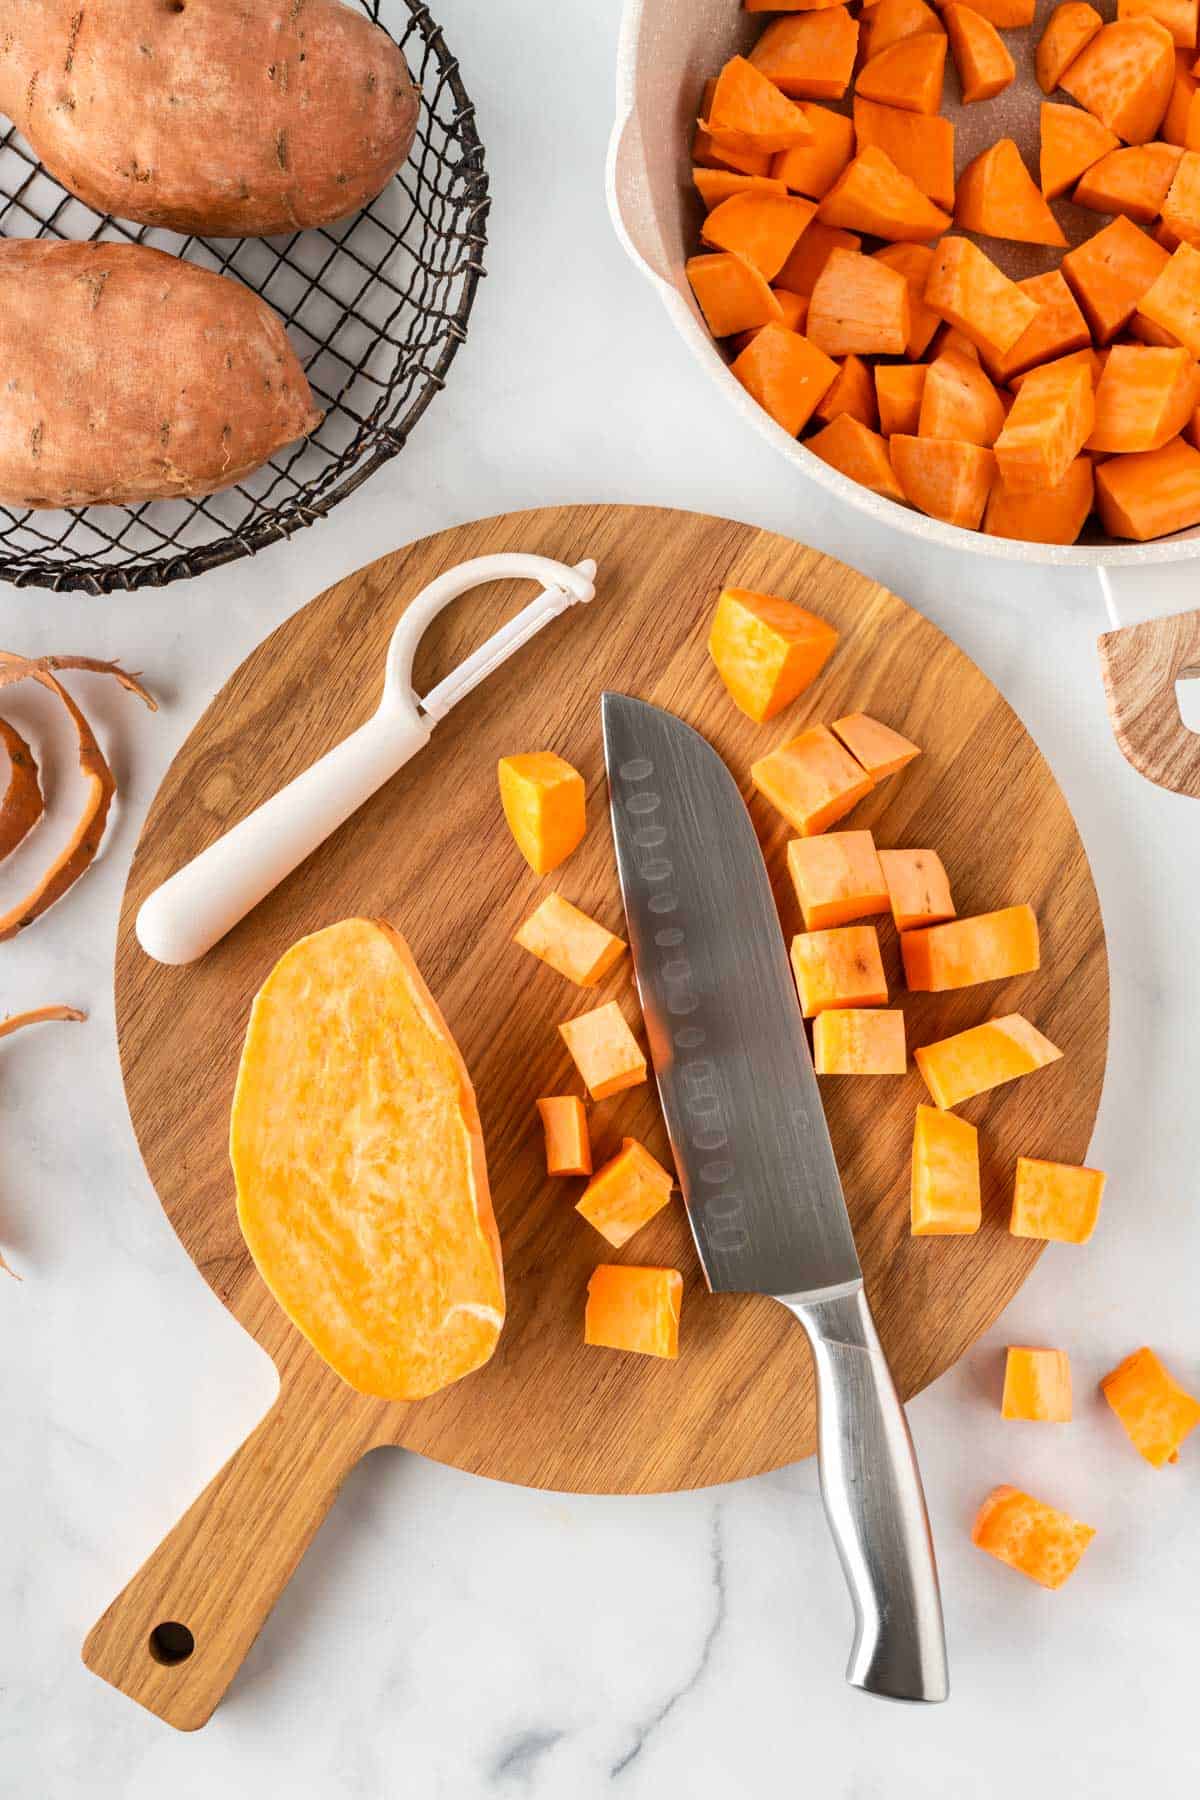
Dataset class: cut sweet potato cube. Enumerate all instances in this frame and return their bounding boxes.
[787,828,889,929]
[1118,0,1197,48]
[559,1001,647,1100]
[813,352,878,427]
[944,5,1016,103]
[702,192,817,280]
[1039,100,1121,198]
[1087,342,1197,450]
[752,724,874,834]
[585,1266,682,1361]
[694,80,776,178]
[790,924,888,1015]
[1061,213,1171,339]
[807,249,911,355]
[1095,431,1200,534]
[749,8,860,101]
[1163,47,1200,144]
[687,252,784,336]
[776,220,862,294]
[972,1487,1095,1589]
[915,1013,1062,1109]
[862,0,946,61]
[1136,238,1200,349]
[818,145,952,241]
[515,893,626,986]
[815,1009,907,1074]
[498,752,586,874]
[731,323,839,434]
[924,237,1042,354]
[1101,1346,1200,1466]
[857,34,947,114]
[576,1137,674,1248]
[1002,1347,1073,1422]
[702,56,814,155]
[830,711,920,776]
[1074,142,1184,221]
[1011,1156,1105,1244]
[537,1096,592,1178]
[708,585,839,721]
[919,347,1006,446]
[902,903,1039,991]
[875,361,928,434]
[981,271,1091,383]
[955,138,1067,247]
[911,1103,980,1234]
[807,414,908,500]
[879,848,955,930]
[961,0,1036,20]
[1060,19,1176,143]
[872,244,942,354]
[771,105,856,198]
[694,169,789,210]
[889,435,997,527]
[994,356,1095,492]
[730,289,810,356]
[1161,146,1200,242]
[1037,1,1104,92]
[853,103,955,216]
[984,456,1095,544]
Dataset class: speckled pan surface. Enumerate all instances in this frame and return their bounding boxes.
[607,0,1200,566]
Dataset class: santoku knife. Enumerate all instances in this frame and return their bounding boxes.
[602,692,948,1705]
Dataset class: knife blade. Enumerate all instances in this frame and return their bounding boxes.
[602,692,948,1705]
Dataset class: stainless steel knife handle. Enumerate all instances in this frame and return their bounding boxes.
[785,1285,949,1705]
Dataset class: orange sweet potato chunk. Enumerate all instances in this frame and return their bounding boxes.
[772,105,856,198]
[576,1137,674,1248]
[807,414,908,499]
[972,1486,1095,1589]
[994,357,1095,493]
[731,323,839,433]
[1011,1156,1105,1243]
[902,903,1039,990]
[925,237,1042,354]
[776,220,862,294]
[752,724,875,834]
[944,5,1016,103]
[862,0,946,61]
[873,244,942,354]
[515,893,626,987]
[876,362,928,434]
[818,145,952,240]
[702,56,814,155]
[498,752,586,874]
[1095,431,1200,534]
[807,249,911,355]
[830,711,920,776]
[857,34,947,114]
[919,347,1007,446]
[814,1008,907,1074]
[889,436,997,528]
[694,80,776,177]
[1137,239,1200,349]
[879,848,955,929]
[1037,2,1104,92]
[852,110,954,224]
[1002,1347,1073,1422]
[1074,142,1184,220]
[537,1095,592,1177]
[1163,47,1200,145]
[911,1103,980,1233]
[687,251,784,337]
[708,585,839,721]
[1087,343,1197,450]
[701,191,816,280]
[790,924,888,1015]
[1119,0,1197,48]
[787,828,889,929]
[559,1000,647,1100]
[1040,100,1121,198]
[984,456,1095,544]
[1161,146,1200,242]
[981,270,1091,382]
[1062,213,1171,339]
[1101,1346,1200,1465]
[749,8,860,100]
[956,139,1068,247]
[813,352,879,426]
[693,169,789,211]
[585,1265,682,1360]
[915,1013,1062,1108]
[1060,18,1176,143]
[231,919,504,1401]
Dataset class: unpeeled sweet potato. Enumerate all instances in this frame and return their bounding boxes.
[0,0,418,236]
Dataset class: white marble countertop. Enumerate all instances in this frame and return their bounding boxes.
[3,2,1199,1793]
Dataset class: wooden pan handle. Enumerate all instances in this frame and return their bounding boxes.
[82,1372,383,1730]
[1097,610,1200,798]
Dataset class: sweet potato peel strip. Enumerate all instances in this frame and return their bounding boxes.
[1,1004,86,1278]
[0,718,43,860]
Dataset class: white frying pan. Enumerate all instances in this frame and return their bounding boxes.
[607,0,1200,796]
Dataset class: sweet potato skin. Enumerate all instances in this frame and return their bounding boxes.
[0,0,418,236]
[0,241,321,509]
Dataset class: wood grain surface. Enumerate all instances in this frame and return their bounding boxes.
[87,504,1108,1727]
[1098,611,1200,799]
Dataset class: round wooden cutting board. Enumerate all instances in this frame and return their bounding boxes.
[90,504,1107,1727]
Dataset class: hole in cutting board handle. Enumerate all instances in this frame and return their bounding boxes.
[148,1621,195,1666]
[1175,670,1200,736]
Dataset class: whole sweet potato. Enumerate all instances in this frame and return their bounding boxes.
[0,0,419,236]
[0,241,322,509]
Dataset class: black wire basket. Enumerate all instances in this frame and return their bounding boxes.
[0,0,487,594]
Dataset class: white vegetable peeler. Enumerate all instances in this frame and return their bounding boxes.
[136,552,598,965]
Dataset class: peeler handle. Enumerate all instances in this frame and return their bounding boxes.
[135,706,429,965]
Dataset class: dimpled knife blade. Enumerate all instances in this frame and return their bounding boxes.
[601,693,862,1299]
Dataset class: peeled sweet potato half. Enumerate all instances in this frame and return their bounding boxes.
[231,919,505,1401]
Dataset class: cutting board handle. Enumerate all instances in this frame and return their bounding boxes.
[1097,570,1200,798]
[82,1368,382,1730]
